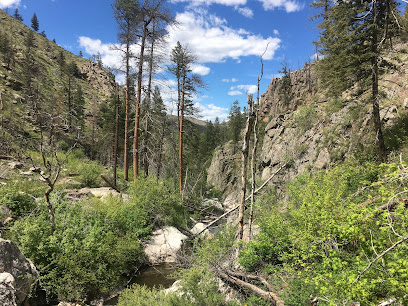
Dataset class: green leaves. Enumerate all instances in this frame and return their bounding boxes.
[240,160,408,304]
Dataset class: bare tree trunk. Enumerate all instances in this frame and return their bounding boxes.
[237,95,255,240]
[372,2,387,163]
[216,270,284,305]
[143,20,156,178]
[249,58,264,239]
[156,115,166,180]
[179,72,186,197]
[133,22,149,181]
[123,38,130,181]
[113,87,120,187]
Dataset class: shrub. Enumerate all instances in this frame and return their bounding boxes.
[77,160,104,187]
[11,192,149,302]
[0,184,36,217]
[128,177,184,228]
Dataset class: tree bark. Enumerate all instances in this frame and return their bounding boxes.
[113,87,120,187]
[133,21,149,181]
[371,2,387,163]
[143,20,155,178]
[216,270,284,305]
[123,37,130,181]
[179,71,186,196]
[237,95,255,240]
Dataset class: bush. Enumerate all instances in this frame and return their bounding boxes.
[128,176,184,228]
[0,184,36,217]
[239,161,408,304]
[11,192,150,302]
[77,160,104,187]
[118,285,183,306]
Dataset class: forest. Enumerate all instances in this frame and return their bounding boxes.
[1,0,408,305]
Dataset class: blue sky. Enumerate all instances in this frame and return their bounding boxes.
[1,0,324,121]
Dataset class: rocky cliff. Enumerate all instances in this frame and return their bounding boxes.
[208,44,408,203]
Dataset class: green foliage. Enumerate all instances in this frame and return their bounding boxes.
[118,265,236,306]
[118,228,239,306]
[384,113,408,152]
[228,100,245,145]
[0,183,36,217]
[77,160,104,187]
[240,161,408,304]
[13,8,23,22]
[31,13,39,32]
[118,285,183,306]
[293,104,316,133]
[11,190,153,302]
[128,176,184,228]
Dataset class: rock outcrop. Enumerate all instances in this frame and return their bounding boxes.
[144,226,188,264]
[80,60,116,98]
[0,239,38,305]
[208,47,408,202]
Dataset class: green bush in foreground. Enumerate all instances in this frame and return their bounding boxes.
[10,176,183,302]
[240,161,408,304]
[0,183,37,217]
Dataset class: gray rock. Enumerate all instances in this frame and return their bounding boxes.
[0,272,16,306]
[190,223,212,238]
[0,239,38,304]
[144,227,188,264]
[201,198,223,211]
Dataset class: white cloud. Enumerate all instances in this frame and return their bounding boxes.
[170,0,246,6]
[196,103,229,121]
[0,0,20,8]
[273,29,279,35]
[78,36,124,70]
[235,6,253,18]
[191,63,211,75]
[228,90,243,96]
[236,84,257,94]
[222,78,238,83]
[258,0,302,13]
[166,10,280,63]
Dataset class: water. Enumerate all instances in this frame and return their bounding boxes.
[132,263,177,289]
[104,263,178,305]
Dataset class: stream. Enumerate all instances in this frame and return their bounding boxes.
[28,263,177,306]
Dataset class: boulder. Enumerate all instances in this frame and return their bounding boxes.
[144,227,188,264]
[0,239,38,304]
[0,272,16,306]
[190,223,213,238]
[201,198,223,211]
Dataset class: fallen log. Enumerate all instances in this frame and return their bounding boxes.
[100,174,121,193]
[216,270,284,305]
[224,270,275,293]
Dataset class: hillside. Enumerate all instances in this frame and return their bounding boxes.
[0,8,116,157]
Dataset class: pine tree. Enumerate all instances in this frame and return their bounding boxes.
[79,50,83,58]
[402,5,408,40]
[314,0,401,162]
[31,13,39,32]
[0,32,13,69]
[13,9,23,22]
[113,0,140,181]
[228,100,244,146]
[169,41,205,195]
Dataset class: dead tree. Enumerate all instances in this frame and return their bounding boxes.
[237,94,255,240]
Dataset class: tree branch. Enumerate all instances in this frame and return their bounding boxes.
[353,235,408,284]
